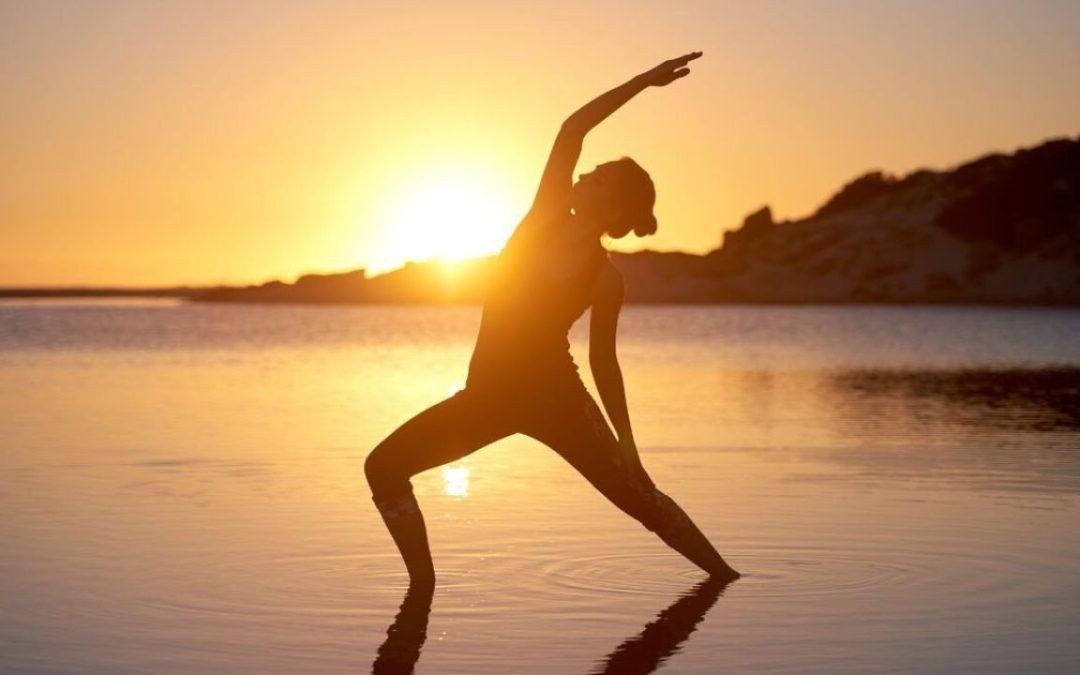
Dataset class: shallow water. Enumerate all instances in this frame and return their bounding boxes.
[1,301,1079,673]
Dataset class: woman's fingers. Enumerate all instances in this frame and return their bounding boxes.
[669,51,703,68]
[642,51,701,86]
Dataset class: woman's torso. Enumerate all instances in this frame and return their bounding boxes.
[466,214,608,391]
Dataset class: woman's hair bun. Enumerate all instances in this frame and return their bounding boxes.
[633,214,658,237]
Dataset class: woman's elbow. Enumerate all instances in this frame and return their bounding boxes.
[560,115,588,139]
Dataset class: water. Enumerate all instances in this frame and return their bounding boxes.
[1,301,1079,673]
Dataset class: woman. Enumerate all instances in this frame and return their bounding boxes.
[365,52,740,587]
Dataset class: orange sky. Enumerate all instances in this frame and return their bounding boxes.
[2,0,1079,287]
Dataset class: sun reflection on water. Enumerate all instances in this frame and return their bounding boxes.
[442,464,470,498]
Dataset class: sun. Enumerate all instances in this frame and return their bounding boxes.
[369,170,522,274]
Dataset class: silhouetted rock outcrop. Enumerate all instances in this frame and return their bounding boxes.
[701,136,1080,303]
[721,206,774,255]
[814,171,896,218]
[195,136,1080,305]
[936,138,1080,251]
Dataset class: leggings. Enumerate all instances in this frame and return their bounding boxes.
[364,376,683,534]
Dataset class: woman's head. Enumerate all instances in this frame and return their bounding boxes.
[572,157,657,238]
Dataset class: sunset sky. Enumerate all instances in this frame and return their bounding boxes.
[2,0,1078,287]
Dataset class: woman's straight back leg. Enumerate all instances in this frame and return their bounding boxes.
[520,381,739,580]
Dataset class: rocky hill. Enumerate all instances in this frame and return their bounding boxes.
[197,136,1080,305]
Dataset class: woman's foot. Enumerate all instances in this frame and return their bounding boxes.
[708,562,741,583]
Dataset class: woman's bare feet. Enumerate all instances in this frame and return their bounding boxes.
[709,562,741,583]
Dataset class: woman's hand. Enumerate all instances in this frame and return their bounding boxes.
[637,51,703,88]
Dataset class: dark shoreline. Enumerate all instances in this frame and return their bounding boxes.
[0,287,199,299]
[2,290,1077,307]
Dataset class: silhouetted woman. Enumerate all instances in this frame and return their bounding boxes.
[365,52,739,587]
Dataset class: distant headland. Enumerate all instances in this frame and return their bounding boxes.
[6,136,1078,305]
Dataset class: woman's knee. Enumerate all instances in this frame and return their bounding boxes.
[364,444,407,495]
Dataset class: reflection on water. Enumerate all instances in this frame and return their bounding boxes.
[374,577,731,675]
[818,368,1080,496]
[833,367,1080,432]
[1,302,1079,673]
[590,578,730,675]
[373,583,434,675]
[441,465,470,498]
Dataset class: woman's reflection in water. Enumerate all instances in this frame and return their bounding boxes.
[371,577,731,674]
[591,577,731,674]
[371,583,433,675]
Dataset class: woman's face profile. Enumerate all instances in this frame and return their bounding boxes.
[573,164,626,235]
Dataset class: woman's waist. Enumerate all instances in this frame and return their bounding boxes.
[469,326,573,362]
[465,348,583,390]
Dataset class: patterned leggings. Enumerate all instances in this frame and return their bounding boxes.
[364,377,689,537]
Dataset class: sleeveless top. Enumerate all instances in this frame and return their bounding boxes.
[466,225,608,391]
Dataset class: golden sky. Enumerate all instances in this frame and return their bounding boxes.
[2,0,1079,287]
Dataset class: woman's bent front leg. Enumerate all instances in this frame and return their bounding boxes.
[365,388,516,585]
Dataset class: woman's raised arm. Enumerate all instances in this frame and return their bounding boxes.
[527,52,703,218]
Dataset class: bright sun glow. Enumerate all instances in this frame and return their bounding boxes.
[442,464,470,498]
[370,170,522,274]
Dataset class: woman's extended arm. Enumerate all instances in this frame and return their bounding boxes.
[523,52,703,225]
[589,263,651,487]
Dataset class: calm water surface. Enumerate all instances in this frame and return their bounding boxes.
[2,301,1079,673]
